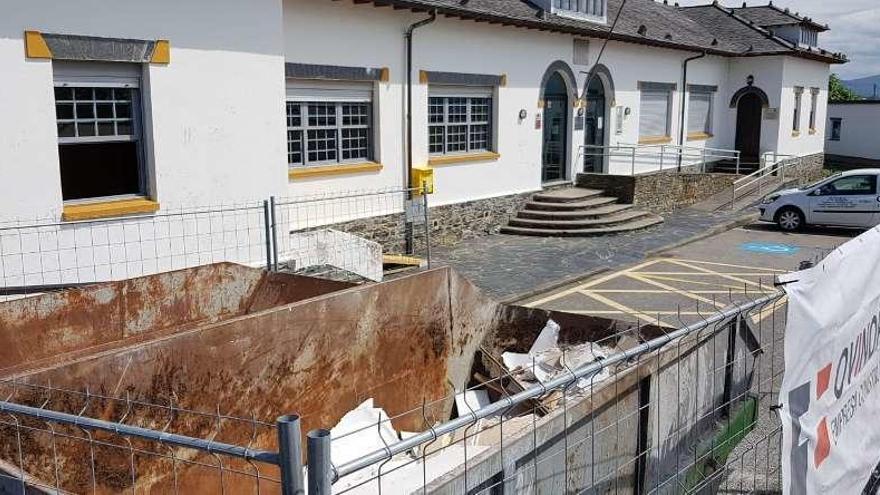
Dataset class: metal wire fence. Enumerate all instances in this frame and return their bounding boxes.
[0,288,787,494]
[0,188,432,300]
[310,291,788,494]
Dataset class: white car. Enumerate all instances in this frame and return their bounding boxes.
[759,169,880,231]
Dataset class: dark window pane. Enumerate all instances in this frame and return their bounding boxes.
[74,88,92,100]
[77,122,96,137]
[58,141,142,200]
[94,88,113,100]
[76,103,94,119]
[97,122,116,136]
[116,120,132,135]
[115,103,131,119]
[57,122,75,138]
[56,103,74,120]
[54,87,73,101]
[96,103,114,119]
[113,88,132,101]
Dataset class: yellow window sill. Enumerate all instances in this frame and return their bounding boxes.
[792,131,801,137]
[289,162,383,180]
[62,198,160,221]
[808,129,817,135]
[686,132,714,142]
[638,136,672,145]
[428,152,501,167]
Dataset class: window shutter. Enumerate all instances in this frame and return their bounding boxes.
[286,80,373,102]
[687,93,712,134]
[53,60,141,87]
[639,91,669,138]
[428,85,493,98]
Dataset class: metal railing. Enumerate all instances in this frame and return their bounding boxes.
[307,291,788,494]
[0,285,790,493]
[579,143,741,176]
[0,187,432,298]
[731,153,801,206]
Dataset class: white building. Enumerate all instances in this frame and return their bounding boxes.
[0,0,846,286]
[826,101,880,166]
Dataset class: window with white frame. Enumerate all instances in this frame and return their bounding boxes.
[809,88,819,131]
[286,81,374,167]
[793,86,804,133]
[428,87,493,155]
[830,118,842,141]
[53,61,146,201]
[638,82,674,142]
[687,87,715,137]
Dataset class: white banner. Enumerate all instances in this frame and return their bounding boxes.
[780,226,880,494]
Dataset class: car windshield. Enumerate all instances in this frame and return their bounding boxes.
[799,173,842,191]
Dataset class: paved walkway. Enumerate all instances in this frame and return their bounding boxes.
[433,207,751,300]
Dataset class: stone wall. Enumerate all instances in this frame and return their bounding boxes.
[577,171,738,213]
[785,152,826,183]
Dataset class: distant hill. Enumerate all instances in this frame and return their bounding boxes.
[844,75,880,100]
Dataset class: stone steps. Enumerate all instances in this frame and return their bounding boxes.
[501,214,665,237]
[508,210,652,229]
[517,203,634,220]
[525,196,619,211]
[501,186,664,237]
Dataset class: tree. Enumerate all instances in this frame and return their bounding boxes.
[829,73,862,102]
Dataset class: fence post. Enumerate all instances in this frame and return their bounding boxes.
[631,147,636,176]
[660,145,665,171]
[308,429,333,495]
[422,183,431,269]
[270,196,279,272]
[263,200,273,271]
[277,415,305,495]
[735,152,741,175]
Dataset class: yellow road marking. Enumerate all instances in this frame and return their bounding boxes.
[668,258,788,273]
[578,290,673,327]
[524,259,664,307]
[750,295,789,324]
[625,273,723,307]
[632,272,782,277]
[636,273,757,290]
[664,260,773,290]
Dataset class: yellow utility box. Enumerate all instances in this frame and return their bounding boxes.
[411,166,435,195]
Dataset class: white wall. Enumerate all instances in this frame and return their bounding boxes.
[0,0,287,221]
[826,104,880,160]
[777,57,829,158]
[0,0,287,287]
[725,56,785,160]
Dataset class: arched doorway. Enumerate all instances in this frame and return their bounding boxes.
[583,76,607,173]
[542,72,570,182]
[731,86,769,167]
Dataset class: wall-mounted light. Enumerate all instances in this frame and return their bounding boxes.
[577,107,585,117]
[624,107,632,116]
[519,109,528,120]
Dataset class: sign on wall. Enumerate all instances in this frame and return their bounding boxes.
[763,107,779,120]
[779,226,880,494]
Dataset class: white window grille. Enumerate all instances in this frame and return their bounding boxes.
[53,61,146,201]
[428,93,493,155]
[286,81,374,167]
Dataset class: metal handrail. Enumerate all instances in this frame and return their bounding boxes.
[578,143,741,176]
[731,153,800,206]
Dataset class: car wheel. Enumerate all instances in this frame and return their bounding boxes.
[776,207,804,232]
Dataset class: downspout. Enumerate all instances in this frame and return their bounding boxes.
[404,11,436,254]
[678,51,707,171]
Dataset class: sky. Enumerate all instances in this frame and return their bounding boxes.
[676,0,880,79]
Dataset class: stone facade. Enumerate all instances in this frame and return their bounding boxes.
[785,152,826,182]
[576,171,738,213]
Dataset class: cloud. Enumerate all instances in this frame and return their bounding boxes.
[676,0,880,79]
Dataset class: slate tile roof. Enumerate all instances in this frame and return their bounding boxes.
[361,0,844,63]
[729,4,829,31]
